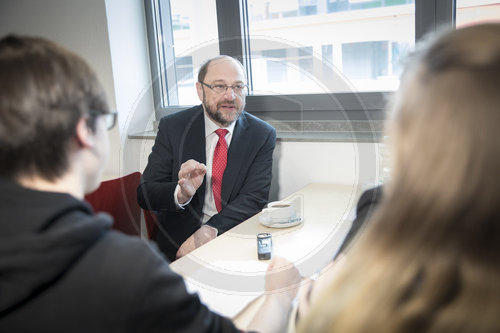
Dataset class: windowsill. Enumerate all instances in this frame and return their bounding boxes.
[128,130,157,140]
[276,131,382,142]
[127,120,384,143]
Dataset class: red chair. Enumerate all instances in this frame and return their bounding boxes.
[85,172,144,237]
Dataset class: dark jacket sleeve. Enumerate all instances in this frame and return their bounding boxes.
[137,117,179,212]
[335,185,383,257]
[205,127,276,234]
[126,241,241,333]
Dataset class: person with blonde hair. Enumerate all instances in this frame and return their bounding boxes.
[297,23,500,333]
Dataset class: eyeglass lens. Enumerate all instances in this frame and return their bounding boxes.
[104,112,117,130]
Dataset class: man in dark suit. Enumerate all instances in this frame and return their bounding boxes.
[138,55,276,261]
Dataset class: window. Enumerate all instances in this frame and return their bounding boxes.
[456,0,500,28]
[327,0,414,13]
[145,0,471,125]
[251,47,315,92]
[342,41,388,79]
[247,0,415,93]
[145,0,219,106]
[299,0,319,15]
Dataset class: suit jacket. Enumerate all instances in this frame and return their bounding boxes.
[137,105,276,260]
[335,185,383,258]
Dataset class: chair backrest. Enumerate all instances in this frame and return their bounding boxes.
[143,209,158,240]
[85,172,142,237]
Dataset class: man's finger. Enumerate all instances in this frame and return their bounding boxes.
[179,161,206,180]
[178,164,196,179]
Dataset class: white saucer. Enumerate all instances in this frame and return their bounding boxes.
[259,215,303,228]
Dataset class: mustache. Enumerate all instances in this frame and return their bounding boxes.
[218,101,237,107]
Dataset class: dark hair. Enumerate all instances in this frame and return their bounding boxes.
[197,55,245,82]
[0,35,109,180]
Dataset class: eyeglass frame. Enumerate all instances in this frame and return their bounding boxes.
[199,81,248,95]
[88,110,118,130]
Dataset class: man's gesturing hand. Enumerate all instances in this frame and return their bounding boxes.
[177,159,207,204]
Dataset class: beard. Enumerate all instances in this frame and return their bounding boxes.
[202,93,244,127]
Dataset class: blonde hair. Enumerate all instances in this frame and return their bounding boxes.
[298,23,500,333]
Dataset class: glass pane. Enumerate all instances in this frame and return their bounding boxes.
[456,0,500,28]
[247,0,415,94]
[169,0,219,105]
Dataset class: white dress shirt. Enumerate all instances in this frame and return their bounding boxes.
[174,112,236,223]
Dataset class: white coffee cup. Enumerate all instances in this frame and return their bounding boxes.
[265,201,296,221]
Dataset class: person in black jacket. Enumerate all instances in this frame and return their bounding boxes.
[0,35,299,333]
[335,185,383,257]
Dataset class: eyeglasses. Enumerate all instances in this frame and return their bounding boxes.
[199,81,248,95]
[90,111,118,130]
[102,111,118,130]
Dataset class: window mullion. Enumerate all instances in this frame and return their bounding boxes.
[215,0,253,92]
[157,0,178,106]
[436,0,456,29]
[215,1,244,61]
[416,0,455,41]
[240,0,253,92]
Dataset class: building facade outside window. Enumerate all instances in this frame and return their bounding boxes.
[146,0,500,113]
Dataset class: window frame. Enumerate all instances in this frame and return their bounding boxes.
[144,0,455,139]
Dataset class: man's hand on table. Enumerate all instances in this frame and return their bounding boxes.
[176,225,218,259]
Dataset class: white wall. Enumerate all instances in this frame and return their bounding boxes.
[0,0,155,179]
[0,0,116,104]
[104,0,156,176]
[0,0,122,177]
[273,141,382,200]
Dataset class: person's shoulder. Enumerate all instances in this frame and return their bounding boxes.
[358,185,383,208]
[240,111,275,133]
[159,105,203,127]
[354,185,383,219]
[92,230,169,275]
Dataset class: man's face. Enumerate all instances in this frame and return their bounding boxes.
[196,58,247,127]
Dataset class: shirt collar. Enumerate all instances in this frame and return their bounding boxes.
[203,109,237,138]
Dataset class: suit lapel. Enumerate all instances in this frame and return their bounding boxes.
[181,106,207,197]
[222,112,250,205]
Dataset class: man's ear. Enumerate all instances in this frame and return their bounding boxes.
[75,118,95,148]
[196,81,204,102]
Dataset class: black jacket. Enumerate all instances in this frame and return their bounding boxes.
[335,185,383,257]
[0,177,238,333]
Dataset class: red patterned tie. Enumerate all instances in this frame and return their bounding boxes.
[212,129,228,212]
